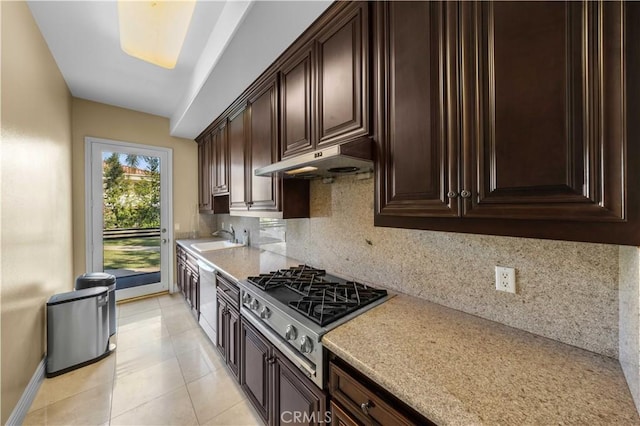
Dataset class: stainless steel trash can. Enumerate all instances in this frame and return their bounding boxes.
[75,272,116,336]
[46,287,111,377]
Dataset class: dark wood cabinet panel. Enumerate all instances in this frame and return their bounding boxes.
[175,247,199,318]
[328,360,433,426]
[228,105,248,211]
[240,318,270,423]
[375,1,460,218]
[272,349,326,426]
[460,1,626,221]
[197,132,213,212]
[216,284,240,381]
[374,0,637,245]
[239,317,326,426]
[212,121,229,195]
[227,306,240,379]
[248,76,279,211]
[329,401,359,426]
[316,2,369,147]
[280,45,314,158]
[215,293,227,358]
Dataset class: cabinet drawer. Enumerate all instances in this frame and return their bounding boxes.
[330,401,361,426]
[216,273,240,308]
[329,362,416,426]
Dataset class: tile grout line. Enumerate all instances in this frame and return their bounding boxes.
[111,296,190,422]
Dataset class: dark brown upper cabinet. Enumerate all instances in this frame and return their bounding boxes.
[280,2,370,159]
[375,1,459,219]
[228,104,248,212]
[460,1,625,222]
[280,44,314,158]
[375,0,638,245]
[197,129,229,214]
[227,74,310,219]
[316,1,369,148]
[197,132,213,213]
[211,121,229,196]
[247,75,279,212]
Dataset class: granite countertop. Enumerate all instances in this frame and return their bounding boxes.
[177,239,639,425]
[176,238,301,281]
[323,295,640,426]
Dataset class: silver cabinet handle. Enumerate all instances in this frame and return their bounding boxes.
[361,401,371,415]
[447,191,458,198]
[460,189,471,198]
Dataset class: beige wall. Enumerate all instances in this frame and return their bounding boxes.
[620,247,640,411]
[287,176,621,358]
[71,99,198,278]
[0,2,73,422]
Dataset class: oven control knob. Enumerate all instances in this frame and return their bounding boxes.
[250,299,260,310]
[260,307,271,319]
[285,325,297,341]
[242,293,252,304]
[300,336,313,354]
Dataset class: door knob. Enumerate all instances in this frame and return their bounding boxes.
[162,239,168,244]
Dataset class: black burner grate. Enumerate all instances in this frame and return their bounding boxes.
[247,265,388,326]
[288,281,387,326]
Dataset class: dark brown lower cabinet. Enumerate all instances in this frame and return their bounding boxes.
[328,359,433,426]
[240,318,327,426]
[175,246,199,318]
[216,288,240,381]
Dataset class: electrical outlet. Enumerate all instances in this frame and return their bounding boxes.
[495,266,516,294]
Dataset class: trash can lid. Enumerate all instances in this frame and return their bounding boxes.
[47,286,108,306]
[75,272,116,290]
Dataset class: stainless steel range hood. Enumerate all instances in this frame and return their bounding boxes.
[254,137,373,179]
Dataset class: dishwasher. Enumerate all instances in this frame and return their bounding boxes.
[197,260,217,343]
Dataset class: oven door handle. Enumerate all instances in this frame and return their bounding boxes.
[241,307,317,379]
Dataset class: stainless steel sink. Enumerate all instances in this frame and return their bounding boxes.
[190,240,244,252]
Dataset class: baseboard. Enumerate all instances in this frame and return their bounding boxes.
[5,356,46,425]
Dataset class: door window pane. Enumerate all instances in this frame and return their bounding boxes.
[102,152,161,289]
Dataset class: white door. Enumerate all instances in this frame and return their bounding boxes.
[85,137,173,301]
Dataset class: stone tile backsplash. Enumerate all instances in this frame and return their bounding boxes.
[286,176,620,358]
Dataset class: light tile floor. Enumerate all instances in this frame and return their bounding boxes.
[24,293,263,425]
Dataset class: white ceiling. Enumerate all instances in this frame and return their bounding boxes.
[27,0,332,139]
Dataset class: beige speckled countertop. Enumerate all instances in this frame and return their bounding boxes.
[323,295,640,426]
[177,239,639,425]
[176,239,301,281]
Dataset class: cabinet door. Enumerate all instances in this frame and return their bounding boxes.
[375,1,460,219]
[240,318,270,423]
[216,292,227,358]
[272,349,326,426]
[280,45,314,158]
[228,105,248,210]
[460,1,625,221]
[213,122,229,195]
[316,2,369,147]
[227,307,240,380]
[198,133,213,212]
[176,250,184,294]
[248,76,279,211]
[191,270,199,319]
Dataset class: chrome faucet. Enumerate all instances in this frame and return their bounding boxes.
[212,224,235,242]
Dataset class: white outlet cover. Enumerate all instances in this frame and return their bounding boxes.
[495,266,516,294]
